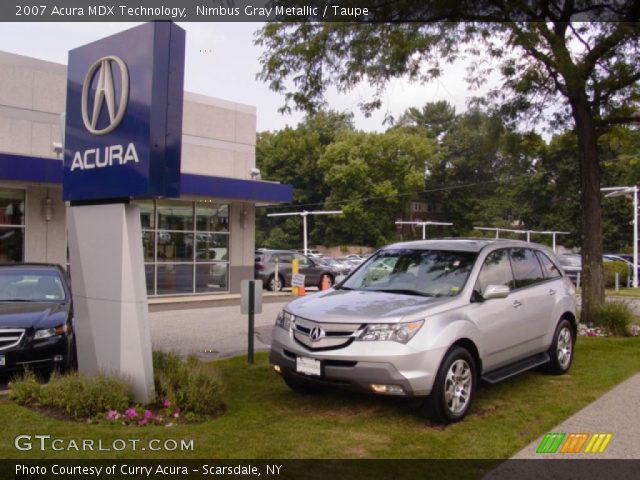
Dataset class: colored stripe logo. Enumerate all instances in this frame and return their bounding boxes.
[536,433,612,454]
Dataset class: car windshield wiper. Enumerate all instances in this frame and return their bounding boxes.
[0,299,33,302]
[372,289,433,297]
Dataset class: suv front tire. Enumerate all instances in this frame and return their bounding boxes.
[425,346,477,423]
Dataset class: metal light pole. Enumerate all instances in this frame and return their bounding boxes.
[474,227,569,251]
[267,210,343,255]
[395,221,453,239]
[601,186,638,288]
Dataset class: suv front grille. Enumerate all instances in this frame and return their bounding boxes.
[292,316,362,351]
[0,328,25,351]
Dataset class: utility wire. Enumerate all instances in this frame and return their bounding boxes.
[257,173,534,212]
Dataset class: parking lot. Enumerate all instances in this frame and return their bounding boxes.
[149,295,291,359]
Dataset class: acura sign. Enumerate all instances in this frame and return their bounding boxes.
[81,56,129,135]
[63,22,185,202]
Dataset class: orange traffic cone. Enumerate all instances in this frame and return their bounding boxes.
[321,275,330,291]
[298,285,306,296]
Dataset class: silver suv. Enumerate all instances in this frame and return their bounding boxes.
[270,239,577,423]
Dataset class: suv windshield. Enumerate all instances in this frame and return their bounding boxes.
[341,249,477,297]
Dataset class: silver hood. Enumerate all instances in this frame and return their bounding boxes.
[285,288,452,324]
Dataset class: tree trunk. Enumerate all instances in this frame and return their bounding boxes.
[569,91,605,324]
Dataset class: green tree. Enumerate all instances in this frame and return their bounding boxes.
[256,6,640,321]
[393,101,457,139]
[255,110,354,248]
[318,129,437,246]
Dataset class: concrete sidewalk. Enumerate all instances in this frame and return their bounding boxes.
[509,372,640,459]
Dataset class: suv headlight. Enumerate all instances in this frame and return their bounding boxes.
[275,310,294,331]
[34,324,68,340]
[358,320,424,344]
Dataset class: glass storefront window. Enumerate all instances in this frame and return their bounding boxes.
[135,199,230,296]
[196,203,229,232]
[0,189,25,262]
[142,231,155,262]
[138,200,155,229]
[157,200,193,231]
[196,263,228,293]
[195,233,228,262]
[157,264,194,295]
[0,227,24,262]
[157,231,194,262]
[144,264,155,296]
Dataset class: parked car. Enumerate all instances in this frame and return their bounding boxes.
[558,253,582,283]
[316,257,352,276]
[270,239,577,423]
[255,250,341,291]
[0,264,77,376]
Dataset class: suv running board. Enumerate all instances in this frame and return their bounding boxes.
[481,352,550,384]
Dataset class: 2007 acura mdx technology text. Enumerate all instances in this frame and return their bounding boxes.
[270,239,577,423]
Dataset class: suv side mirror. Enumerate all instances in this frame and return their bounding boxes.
[482,284,510,300]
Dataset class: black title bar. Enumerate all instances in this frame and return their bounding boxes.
[1,1,635,22]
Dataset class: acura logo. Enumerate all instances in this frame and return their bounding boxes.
[81,56,129,135]
[309,327,324,342]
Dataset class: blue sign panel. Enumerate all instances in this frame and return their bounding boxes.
[63,22,185,202]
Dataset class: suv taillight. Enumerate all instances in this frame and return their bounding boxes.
[255,263,265,271]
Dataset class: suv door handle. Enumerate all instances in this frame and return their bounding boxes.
[549,289,556,296]
[512,300,523,308]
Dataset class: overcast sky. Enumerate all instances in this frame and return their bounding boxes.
[0,22,491,132]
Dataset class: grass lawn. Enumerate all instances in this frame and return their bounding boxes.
[1,337,639,460]
[606,288,640,298]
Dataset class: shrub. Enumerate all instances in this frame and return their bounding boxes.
[594,301,633,336]
[153,350,225,416]
[603,261,631,288]
[9,371,132,419]
[39,372,132,419]
[8,369,41,405]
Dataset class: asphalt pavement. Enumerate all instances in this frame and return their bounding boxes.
[149,294,288,360]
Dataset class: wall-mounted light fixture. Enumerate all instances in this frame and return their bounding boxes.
[42,195,53,222]
[239,205,248,229]
[250,168,261,180]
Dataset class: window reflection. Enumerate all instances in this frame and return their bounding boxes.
[0,189,25,262]
[196,203,229,232]
[157,264,194,295]
[135,199,230,296]
[157,201,193,231]
[156,232,193,262]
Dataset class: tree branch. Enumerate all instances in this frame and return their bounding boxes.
[592,70,640,109]
[597,115,640,126]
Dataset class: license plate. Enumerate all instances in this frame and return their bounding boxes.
[296,356,321,376]
[0,355,5,367]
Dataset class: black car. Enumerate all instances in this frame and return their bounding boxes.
[0,264,76,376]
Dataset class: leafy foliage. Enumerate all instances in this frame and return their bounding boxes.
[153,350,225,416]
[594,301,633,336]
[9,371,132,420]
[256,4,640,321]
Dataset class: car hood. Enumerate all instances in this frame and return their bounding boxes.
[285,289,452,324]
[0,302,70,330]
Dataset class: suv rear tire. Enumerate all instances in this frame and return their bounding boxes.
[267,274,284,292]
[425,346,476,424]
[546,318,575,375]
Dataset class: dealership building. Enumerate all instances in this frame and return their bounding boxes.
[0,50,292,297]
